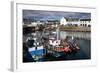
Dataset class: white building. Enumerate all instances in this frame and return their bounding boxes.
[31,21,44,26]
[60,17,80,26]
[60,17,91,27]
[60,17,67,25]
[31,22,38,26]
[80,19,91,27]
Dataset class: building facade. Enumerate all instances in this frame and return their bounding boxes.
[60,17,67,25]
[60,17,80,26]
[60,17,91,27]
[80,19,91,27]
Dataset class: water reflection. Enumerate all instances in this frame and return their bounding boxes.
[60,31,91,40]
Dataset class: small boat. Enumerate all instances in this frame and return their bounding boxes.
[68,42,80,51]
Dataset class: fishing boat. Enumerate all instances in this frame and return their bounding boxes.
[26,35,46,61]
[46,27,80,58]
[28,45,46,61]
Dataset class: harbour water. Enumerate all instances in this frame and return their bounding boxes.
[23,31,91,62]
[60,31,90,40]
[44,31,91,61]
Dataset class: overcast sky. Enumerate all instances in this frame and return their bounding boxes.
[23,10,91,21]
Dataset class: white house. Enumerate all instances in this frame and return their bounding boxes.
[31,21,44,26]
[60,17,67,25]
[80,19,91,27]
[60,17,91,27]
[31,22,38,26]
[60,17,80,26]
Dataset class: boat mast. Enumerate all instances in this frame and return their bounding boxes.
[56,26,59,40]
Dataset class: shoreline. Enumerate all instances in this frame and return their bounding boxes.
[60,29,91,32]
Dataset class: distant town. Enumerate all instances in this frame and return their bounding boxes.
[23,16,91,33]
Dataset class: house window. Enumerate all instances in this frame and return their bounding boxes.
[88,25,91,27]
[80,24,82,26]
[85,24,87,27]
[75,24,78,27]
